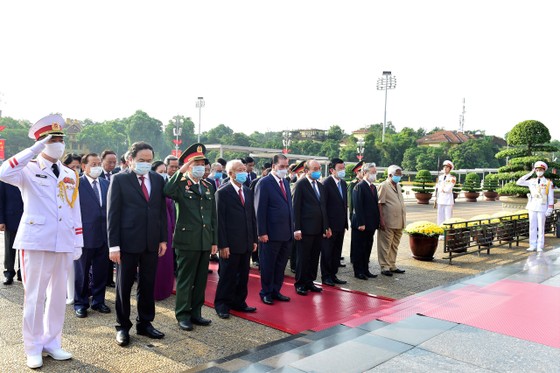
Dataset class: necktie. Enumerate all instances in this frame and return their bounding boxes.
[238,187,245,206]
[443,175,447,181]
[52,163,60,178]
[216,179,220,188]
[538,178,541,184]
[279,180,287,200]
[313,181,321,199]
[106,172,111,180]
[139,176,149,202]
[337,181,343,197]
[92,180,102,206]
[370,183,376,195]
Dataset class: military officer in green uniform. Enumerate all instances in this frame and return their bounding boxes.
[164,143,218,331]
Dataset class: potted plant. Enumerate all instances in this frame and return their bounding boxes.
[412,170,435,204]
[482,174,499,201]
[462,172,482,202]
[404,221,444,261]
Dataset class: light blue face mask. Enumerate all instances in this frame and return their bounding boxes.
[213,171,223,180]
[392,175,402,183]
[235,172,248,184]
[191,165,205,179]
[336,170,346,179]
[310,171,322,180]
[133,162,151,175]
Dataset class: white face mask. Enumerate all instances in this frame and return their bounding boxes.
[133,162,151,175]
[536,171,545,177]
[368,173,377,182]
[89,166,103,179]
[43,142,65,159]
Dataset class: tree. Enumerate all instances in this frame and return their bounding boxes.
[125,110,164,156]
[319,139,340,160]
[326,125,345,142]
[448,137,502,169]
[204,124,234,144]
[163,116,196,156]
[77,122,128,155]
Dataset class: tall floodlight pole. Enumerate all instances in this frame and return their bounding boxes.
[282,130,292,154]
[376,71,397,143]
[172,116,182,155]
[196,97,205,143]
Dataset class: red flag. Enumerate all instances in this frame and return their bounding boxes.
[0,139,5,160]
[0,126,6,132]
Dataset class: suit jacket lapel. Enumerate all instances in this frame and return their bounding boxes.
[81,176,98,202]
[128,171,146,201]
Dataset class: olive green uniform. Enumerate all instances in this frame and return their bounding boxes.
[164,172,217,322]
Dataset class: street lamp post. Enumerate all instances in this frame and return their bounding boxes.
[195,97,205,143]
[356,139,365,160]
[172,116,182,156]
[282,130,292,154]
[376,71,397,143]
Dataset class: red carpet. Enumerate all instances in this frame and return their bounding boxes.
[203,263,395,334]
[345,280,560,348]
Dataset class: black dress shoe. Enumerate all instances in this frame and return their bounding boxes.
[338,263,347,268]
[91,304,111,313]
[106,281,115,288]
[191,316,212,326]
[322,278,335,286]
[17,270,22,281]
[232,306,257,313]
[295,287,308,296]
[3,277,13,285]
[366,271,378,278]
[355,273,368,280]
[391,268,406,274]
[217,311,230,319]
[333,277,347,285]
[137,325,165,339]
[307,285,323,292]
[116,330,130,347]
[261,295,274,305]
[75,308,88,318]
[178,320,193,331]
[271,293,290,302]
[381,270,393,277]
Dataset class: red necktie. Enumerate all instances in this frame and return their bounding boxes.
[279,180,287,200]
[140,176,149,202]
[238,187,245,206]
[370,183,376,196]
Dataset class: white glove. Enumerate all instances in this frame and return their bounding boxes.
[546,208,553,217]
[30,134,53,155]
[73,247,82,260]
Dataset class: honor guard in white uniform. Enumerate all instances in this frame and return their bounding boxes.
[436,160,456,225]
[516,161,555,252]
[0,114,83,369]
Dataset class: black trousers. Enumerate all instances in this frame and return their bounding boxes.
[320,230,345,281]
[214,250,251,313]
[259,240,290,298]
[351,228,375,276]
[115,249,158,331]
[74,244,109,310]
[295,233,323,289]
[3,229,19,278]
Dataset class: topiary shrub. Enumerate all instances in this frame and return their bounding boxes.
[483,173,499,192]
[462,172,482,193]
[412,170,435,193]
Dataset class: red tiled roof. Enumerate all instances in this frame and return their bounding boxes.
[417,130,474,145]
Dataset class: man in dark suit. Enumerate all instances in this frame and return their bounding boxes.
[100,149,118,288]
[214,160,258,319]
[165,143,218,331]
[0,180,24,285]
[255,154,293,305]
[289,161,306,273]
[321,158,348,286]
[74,153,111,318]
[243,156,257,187]
[348,161,364,268]
[351,163,380,280]
[108,142,167,347]
[292,160,331,295]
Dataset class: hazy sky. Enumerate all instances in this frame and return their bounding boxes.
[1,0,559,141]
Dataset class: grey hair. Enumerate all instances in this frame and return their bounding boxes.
[364,162,377,172]
[225,159,244,174]
[211,162,223,171]
[387,165,402,176]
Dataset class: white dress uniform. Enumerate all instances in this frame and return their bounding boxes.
[517,171,555,251]
[0,115,83,364]
[436,173,456,225]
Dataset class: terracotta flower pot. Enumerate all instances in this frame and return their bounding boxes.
[464,192,480,202]
[414,192,433,205]
[409,235,439,261]
[483,191,498,201]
